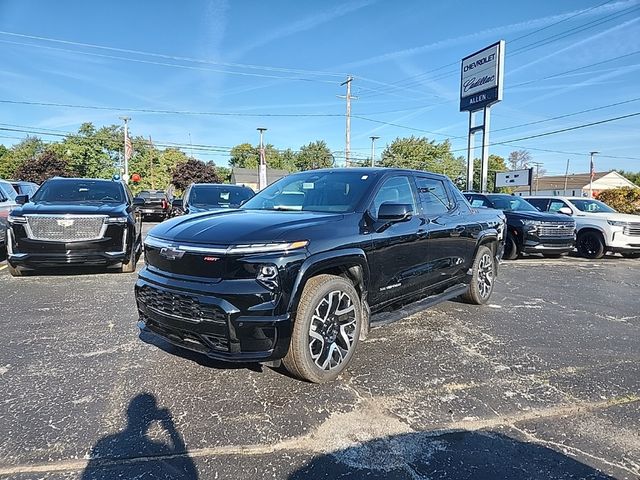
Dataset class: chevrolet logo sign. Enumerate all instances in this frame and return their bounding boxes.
[56,219,75,228]
[159,247,185,260]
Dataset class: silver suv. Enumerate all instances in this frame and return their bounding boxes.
[526,196,640,259]
[0,179,18,248]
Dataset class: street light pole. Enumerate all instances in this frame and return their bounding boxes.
[369,136,380,167]
[257,127,268,190]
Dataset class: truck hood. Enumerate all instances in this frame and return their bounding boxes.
[504,210,572,223]
[576,211,640,223]
[148,209,344,244]
[12,202,127,217]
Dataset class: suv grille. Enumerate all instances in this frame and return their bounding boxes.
[538,222,575,238]
[623,223,640,236]
[25,215,106,242]
[137,286,227,324]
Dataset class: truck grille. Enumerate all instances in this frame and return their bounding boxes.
[25,215,106,242]
[623,223,640,236]
[538,222,575,238]
[137,285,227,324]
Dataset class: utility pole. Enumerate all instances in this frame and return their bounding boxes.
[119,116,131,182]
[369,136,380,167]
[257,127,267,190]
[530,161,544,194]
[149,136,155,189]
[338,76,356,167]
[589,151,599,198]
[563,159,570,195]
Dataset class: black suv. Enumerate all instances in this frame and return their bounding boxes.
[6,178,143,276]
[136,168,505,382]
[178,183,255,215]
[464,193,575,260]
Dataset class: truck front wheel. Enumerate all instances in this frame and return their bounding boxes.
[283,274,362,383]
[462,245,495,305]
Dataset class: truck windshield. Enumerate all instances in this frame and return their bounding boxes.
[187,185,254,208]
[31,180,125,203]
[487,195,538,212]
[242,171,373,213]
[569,199,616,213]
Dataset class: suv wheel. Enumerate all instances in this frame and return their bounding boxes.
[462,245,495,305]
[577,231,605,259]
[503,234,518,260]
[621,252,640,259]
[283,274,362,383]
[121,235,139,273]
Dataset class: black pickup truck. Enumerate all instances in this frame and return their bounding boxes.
[135,168,505,382]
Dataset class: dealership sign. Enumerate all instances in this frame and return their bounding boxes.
[460,41,505,112]
[495,169,532,188]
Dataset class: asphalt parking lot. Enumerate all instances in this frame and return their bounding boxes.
[0,222,638,480]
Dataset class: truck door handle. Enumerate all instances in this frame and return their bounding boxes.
[418,229,429,238]
[451,225,465,237]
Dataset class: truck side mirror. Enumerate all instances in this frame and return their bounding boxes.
[132,197,146,206]
[378,203,412,222]
[171,198,184,210]
[15,194,29,205]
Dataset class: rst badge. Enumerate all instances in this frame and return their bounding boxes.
[159,247,185,260]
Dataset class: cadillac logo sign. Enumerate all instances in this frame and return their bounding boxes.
[460,40,505,112]
[56,219,75,228]
[159,247,185,260]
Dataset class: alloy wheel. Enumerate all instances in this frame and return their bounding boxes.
[308,290,357,371]
[477,253,494,299]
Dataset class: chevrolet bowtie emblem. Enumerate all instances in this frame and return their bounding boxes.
[159,247,185,260]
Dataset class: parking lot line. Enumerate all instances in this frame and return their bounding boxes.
[0,264,7,271]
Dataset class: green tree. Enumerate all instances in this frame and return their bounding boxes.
[0,136,46,179]
[295,140,334,171]
[472,154,508,192]
[228,143,290,170]
[380,136,465,180]
[14,148,71,184]
[171,158,220,191]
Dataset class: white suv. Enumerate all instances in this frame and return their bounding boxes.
[0,179,19,249]
[525,196,640,259]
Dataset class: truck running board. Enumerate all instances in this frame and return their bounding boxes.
[370,284,468,327]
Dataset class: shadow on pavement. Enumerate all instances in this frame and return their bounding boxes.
[81,393,198,479]
[289,430,615,480]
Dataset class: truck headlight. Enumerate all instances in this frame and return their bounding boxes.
[104,217,128,224]
[228,240,308,254]
[607,220,627,227]
[521,219,540,231]
[256,264,279,290]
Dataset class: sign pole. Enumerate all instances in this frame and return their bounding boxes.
[480,106,491,193]
[466,111,475,191]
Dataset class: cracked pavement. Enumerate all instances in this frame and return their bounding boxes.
[0,224,638,479]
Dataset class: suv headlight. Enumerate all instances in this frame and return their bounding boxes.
[607,220,627,227]
[7,215,27,225]
[104,217,128,224]
[521,219,540,228]
[227,240,308,254]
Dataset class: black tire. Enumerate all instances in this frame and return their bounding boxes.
[503,234,519,260]
[621,252,640,259]
[576,231,605,259]
[282,274,362,383]
[462,245,495,305]
[120,235,139,273]
[7,262,23,277]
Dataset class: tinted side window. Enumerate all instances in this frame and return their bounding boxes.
[467,195,492,208]
[549,200,569,213]
[371,176,417,218]
[416,177,451,215]
[527,198,549,212]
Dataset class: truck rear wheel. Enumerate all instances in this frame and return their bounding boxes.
[462,245,495,305]
[283,274,362,383]
[503,235,519,260]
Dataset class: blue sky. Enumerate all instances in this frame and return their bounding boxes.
[0,0,639,175]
